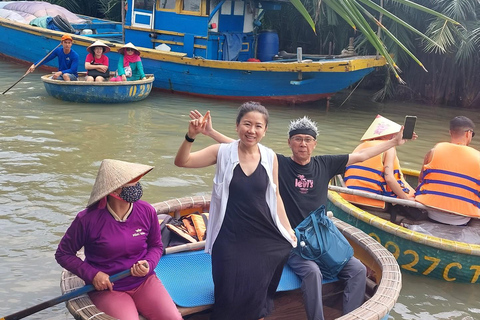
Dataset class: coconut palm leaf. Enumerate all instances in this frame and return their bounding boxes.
[390,0,459,25]
[355,0,445,52]
[354,3,427,72]
[423,18,458,53]
[308,0,460,82]
[324,0,405,81]
[288,0,316,33]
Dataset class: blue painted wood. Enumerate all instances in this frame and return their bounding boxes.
[41,75,154,103]
[0,0,383,103]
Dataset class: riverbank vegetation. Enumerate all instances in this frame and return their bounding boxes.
[46,0,479,107]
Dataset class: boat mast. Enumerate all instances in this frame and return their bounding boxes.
[122,0,126,43]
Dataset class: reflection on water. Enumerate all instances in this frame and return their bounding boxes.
[1,59,479,319]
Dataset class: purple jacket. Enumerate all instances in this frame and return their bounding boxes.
[55,200,163,291]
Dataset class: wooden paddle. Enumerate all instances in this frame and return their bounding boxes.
[2,43,62,95]
[328,185,429,210]
[0,266,134,320]
[0,239,204,320]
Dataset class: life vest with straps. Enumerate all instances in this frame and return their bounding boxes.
[415,142,480,218]
[341,140,413,209]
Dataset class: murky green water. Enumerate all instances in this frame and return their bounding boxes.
[1,59,479,319]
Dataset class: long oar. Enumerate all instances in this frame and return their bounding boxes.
[328,185,429,210]
[2,43,62,95]
[0,267,133,320]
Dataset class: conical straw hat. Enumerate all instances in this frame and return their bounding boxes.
[360,115,401,141]
[118,42,140,55]
[87,40,110,54]
[87,159,154,207]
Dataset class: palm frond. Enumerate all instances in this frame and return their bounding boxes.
[289,0,317,33]
[437,0,477,21]
[423,18,458,53]
[355,0,445,53]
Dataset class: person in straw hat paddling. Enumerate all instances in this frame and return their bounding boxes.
[55,159,182,320]
[85,40,110,82]
[110,42,146,82]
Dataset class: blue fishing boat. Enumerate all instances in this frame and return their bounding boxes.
[41,73,154,103]
[0,1,386,104]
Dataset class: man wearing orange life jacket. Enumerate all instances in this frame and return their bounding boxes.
[342,115,416,213]
[416,116,480,225]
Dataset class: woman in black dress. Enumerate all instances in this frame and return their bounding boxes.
[175,102,296,320]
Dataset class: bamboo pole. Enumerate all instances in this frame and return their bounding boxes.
[328,185,430,210]
[165,241,206,255]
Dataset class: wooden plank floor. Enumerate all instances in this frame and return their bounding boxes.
[183,287,343,320]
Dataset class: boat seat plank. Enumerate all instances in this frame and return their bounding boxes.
[155,250,338,308]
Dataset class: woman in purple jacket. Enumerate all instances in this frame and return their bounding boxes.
[55,159,182,320]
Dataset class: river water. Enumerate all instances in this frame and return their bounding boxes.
[1,59,479,319]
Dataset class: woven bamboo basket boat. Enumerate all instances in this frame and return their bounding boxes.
[60,195,401,320]
[329,168,480,284]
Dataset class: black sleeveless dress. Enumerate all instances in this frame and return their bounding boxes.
[211,162,292,320]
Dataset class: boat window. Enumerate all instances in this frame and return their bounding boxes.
[134,0,155,10]
[159,0,176,10]
[183,0,201,12]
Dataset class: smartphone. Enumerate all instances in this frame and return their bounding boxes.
[402,116,417,139]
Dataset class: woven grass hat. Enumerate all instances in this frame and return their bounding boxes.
[87,40,110,54]
[118,42,140,55]
[361,115,401,141]
[87,159,154,207]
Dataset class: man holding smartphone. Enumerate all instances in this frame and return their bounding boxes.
[416,116,480,225]
[186,110,411,320]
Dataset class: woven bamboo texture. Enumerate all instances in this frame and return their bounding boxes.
[333,217,402,320]
[60,195,400,319]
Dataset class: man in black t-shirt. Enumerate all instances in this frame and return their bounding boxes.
[188,111,407,320]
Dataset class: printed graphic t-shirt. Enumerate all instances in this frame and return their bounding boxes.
[277,154,349,228]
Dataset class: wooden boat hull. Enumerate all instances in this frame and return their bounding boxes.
[41,74,154,103]
[0,17,385,104]
[60,196,401,320]
[328,188,480,284]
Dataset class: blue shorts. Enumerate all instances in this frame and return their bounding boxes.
[57,73,78,81]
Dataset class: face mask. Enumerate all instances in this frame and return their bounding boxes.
[118,182,143,203]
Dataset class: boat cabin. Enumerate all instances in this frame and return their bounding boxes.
[124,0,284,61]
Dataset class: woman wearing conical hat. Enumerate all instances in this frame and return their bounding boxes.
[55,159,182,320]
[110,42,146,82]
[85,40,110,82]
[342,115,423,222]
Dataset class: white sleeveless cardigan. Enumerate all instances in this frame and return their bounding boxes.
[205,140,295,253]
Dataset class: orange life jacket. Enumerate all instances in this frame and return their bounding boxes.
[342,141,413,209]
[415,142,480,218]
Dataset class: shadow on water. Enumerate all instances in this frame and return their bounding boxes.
[1,59,480,319]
